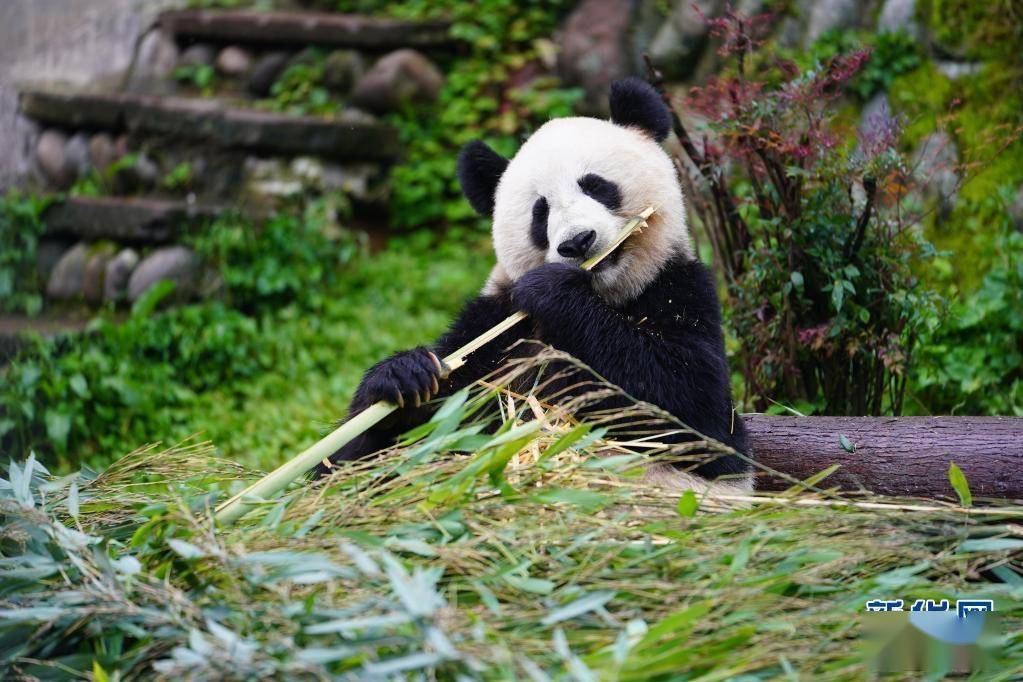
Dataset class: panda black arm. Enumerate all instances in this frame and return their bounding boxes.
[511,260,749,475]
[324,289,520,467]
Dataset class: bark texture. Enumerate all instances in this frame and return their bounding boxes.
[744,415,1023,500]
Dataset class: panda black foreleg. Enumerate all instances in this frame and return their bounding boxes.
[321,291,521,470]
[510,262,749,478]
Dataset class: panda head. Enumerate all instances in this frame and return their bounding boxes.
[457,77,691,306]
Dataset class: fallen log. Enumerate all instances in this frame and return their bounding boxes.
[745,415,1023,500]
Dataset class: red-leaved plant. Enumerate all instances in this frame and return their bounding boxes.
[647,7,943,415]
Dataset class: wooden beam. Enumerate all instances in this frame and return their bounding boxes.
[745,415,1023,500]
[159,10,452,49]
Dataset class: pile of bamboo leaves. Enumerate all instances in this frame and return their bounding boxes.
[2,352,1022,679]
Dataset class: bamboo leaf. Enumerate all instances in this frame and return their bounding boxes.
[542,591,616,625]
[676,490,698,517]
[948,461,972,507]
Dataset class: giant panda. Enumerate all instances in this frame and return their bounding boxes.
[322,78,753,494]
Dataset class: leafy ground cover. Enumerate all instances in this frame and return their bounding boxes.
[2,362,1021,679]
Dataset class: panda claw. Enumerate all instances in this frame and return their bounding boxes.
[428,351,449,378]
[394,391,405,409]
[413,391,422,408]
[431,375,440,395]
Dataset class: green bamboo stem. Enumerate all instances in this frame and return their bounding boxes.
[214,207,654,526]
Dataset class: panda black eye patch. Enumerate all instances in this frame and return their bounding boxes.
[530,196,549,250]
[578,174,622,211]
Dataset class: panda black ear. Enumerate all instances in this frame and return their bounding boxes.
[608,77,671,142]
[457,140,509,216]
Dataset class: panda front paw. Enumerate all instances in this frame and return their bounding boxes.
[353,347,450,411]
[511,262,591,316]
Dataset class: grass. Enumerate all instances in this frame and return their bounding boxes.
[110,234,493,472]
[2,354,1022,679]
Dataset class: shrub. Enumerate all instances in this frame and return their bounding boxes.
[912,192,1023,415]
[801,29,922,101]
[653,9,941,415]
[325,0,582,230]
[0,192,51,316]
[0,302,267,469]
[189,201,359,312]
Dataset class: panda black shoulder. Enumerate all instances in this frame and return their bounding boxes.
[630,255,724,327]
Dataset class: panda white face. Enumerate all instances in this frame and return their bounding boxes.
[491,117,690,306]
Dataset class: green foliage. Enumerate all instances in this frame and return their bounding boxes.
[0,302,266,468]
[189,203,358,311]
[0,192,52,316]
[0,217,492,470]
[162,161,195,191]
[172,63,217,94]
[923,0,1023,63]
[687,17,941,415]
[325,0,582,230]
[265,49,341,116]
[2,405,1021,678]
[912,200,1023,416]
[803,29,922,100]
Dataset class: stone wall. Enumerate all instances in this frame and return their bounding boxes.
[0,0,178,190]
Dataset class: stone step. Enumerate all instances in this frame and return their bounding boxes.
[158,9,452,50]
[44,196,219,244]
[20,89,401,161]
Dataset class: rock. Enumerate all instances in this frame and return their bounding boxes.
[215,45,253,77]
[82,243,117,305]
[126,28,179,92]
[46,242,89,301]
[648,0,723,81]
[913,131,959,214]
[322,49,365,94]
[36,238,74,284]
[332,164,388,204]
[351,49,444,113]
[247,51,293,97]
[128,246,201,303]
[36,129,74,188]
[88,133,118,173]
[103,248,140,303]
[243,157,303,205]
[805,0,860,45]
[858,92,892,142]
[877,0,920,38]
[113,153,160,193]
[1009,187,1023,232]
[556,0,634,115]
[64,133,92,178]
[114,134,131,159]
[935,61,982,80]
[178,43,217,68]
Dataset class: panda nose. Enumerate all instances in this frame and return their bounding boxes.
[557,229,597,259]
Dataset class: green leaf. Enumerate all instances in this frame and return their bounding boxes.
[790,271,804,287]
[539,422,591,461]
[44,410,71,452]
[167,538,206,559]
[542,591,616,625]
[131,279,176,318]
[948,462,972,507]
[503,574,555,595]
[676,490,698,517]
[839,434,854,453]
[959,538,1023,552]
[831,280,845,312]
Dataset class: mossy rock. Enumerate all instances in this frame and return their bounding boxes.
[922,0,1023,63]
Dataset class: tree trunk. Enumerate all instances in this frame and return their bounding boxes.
[744,415,1023,500]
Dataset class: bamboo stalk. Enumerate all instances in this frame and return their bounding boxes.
[214,208,655,526]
